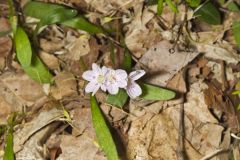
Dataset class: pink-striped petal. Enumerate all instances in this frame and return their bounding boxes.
[115,69,128,80]
[129,70,145,81]
[126,81,142,99]
[107,84,119,95]
[117,79,128,88]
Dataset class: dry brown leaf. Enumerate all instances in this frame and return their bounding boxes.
[14,107,63,153]
[52,71,77,99]
[71,108,95,138]
[65,35,91,61]
[140,40,199,86]
[204,82,239,132]
[197,42,240,64]
[0,81,24,118]
[0,71,46,106]
[124,3,162,58]
[16,122,60,160]
[167,70,187,93]
[0,96,13,124]
[58,135,106,160]
[127,112,202,160]
[39,51,59,70]
[0,18,12,71]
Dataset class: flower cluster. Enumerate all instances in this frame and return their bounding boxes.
[82,63,145,98]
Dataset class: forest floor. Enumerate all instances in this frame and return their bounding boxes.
[0,0,240,160]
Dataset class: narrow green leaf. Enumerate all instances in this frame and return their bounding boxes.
[194,2,221,25]
[147,0,158,5]
[24,1,77,34]
[157,0,164,15]
[3,116,14,160]
[237,104,240,111]
[24,1,70,20]
[122,49,132,72]
[7,0,17,34]
[227,2,239,12]
[14,27,32,67]
[90,96,119,160]
[23,54,53,84]
[165,0,179,13]
[232,90,240,95]
[232,21,240,47]
[185,0,201,8]
[40,8,77,26]
[3,130,14,160]
[110,42,116,65]
[61,16,105,34]
[107,89,129,108]
[140,83,176,100]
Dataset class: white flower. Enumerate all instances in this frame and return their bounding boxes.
[126,70,145,99]
[105,69,128,95]
[82,63,108,95]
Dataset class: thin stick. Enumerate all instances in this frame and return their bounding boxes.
[200,148,229,160]
[177,102,186,160]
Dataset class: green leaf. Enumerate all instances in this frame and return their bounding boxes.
[232,90,240,95]
[147,0,158,5]
[14,27,32,67]
[3,132,14,160]
[61,16,105,34]
[140,83,176,100]
[110,42,116,65]
[194,2,221,25]
[107,89,129,108]
[227,2,239,12]
[232,21,240,47]
[90,96,119,160]
[23,54,53,84]
[7,0,17,34]
[3,115,14,160]
[122,49,132,71]
[157,0,164,15]
[24,1,77,34]
[185,0,201,7]
[237,104,240,111]
[23,1,77,21]
[165,0,178,13]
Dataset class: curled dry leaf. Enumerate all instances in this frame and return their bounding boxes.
[14,107,63,153]
[16,122,60,160]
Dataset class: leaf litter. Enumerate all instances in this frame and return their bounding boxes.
[0,0,240,160]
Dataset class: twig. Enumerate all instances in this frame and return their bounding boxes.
[231,133,240,140]
[176,102,186,160]
[220,60,229,91]
[200,148,229,160]
[170,3,188,54]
